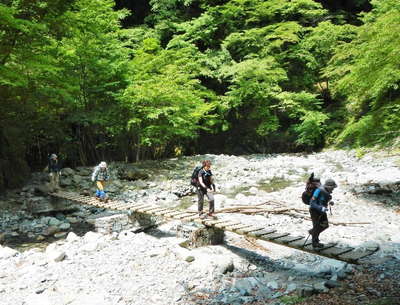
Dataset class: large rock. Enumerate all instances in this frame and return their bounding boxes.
[0,246,18,259]
[118,165,149,181]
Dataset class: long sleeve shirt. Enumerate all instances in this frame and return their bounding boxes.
[310,187,332,213]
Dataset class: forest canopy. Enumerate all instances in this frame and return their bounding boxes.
[0,0,399,189]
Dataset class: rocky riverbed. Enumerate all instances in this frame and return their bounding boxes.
[0,149,399,305]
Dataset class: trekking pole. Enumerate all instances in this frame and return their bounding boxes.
[303,233,311,247]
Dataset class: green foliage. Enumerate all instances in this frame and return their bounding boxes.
[1,0,399,188]
[279,295,305,305]
[326,0,400,146]
[123,38,216,152]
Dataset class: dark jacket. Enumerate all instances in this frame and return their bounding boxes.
[198,168,215,190]
[48,158,61,173]
[310,186,332,213]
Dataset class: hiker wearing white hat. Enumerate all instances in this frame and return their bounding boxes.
[44,153,62,191]
[91,161,110,201]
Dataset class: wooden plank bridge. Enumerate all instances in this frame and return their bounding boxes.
[51,191,379,264]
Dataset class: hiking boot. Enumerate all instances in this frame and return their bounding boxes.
[199,213,206,219]
[207,212,217,219]
[312,242,325,249]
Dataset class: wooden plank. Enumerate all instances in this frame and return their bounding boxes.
[248,229,276,237]
[288,238,312,248]
[163,211,186,218]
[304,242,337,252]
[274,235,304,244]
[337,247,379,262]
[202,219,227,226]
[172,213,196,219]
[236,227,266,235]
[128,204,150,211]
[260,232,290,241]
[214,222,241,229]
[180,215,201,221]
[170,212,194,219]
[320,246,354,256]
[225,223,252,231]
[136,206,160,213]
[231,225,256,233]
[152,208,173,216]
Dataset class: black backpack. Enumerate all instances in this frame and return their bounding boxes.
[190,165,203,186]
[301,173,321,205]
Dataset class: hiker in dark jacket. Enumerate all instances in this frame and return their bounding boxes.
[309,178,337,248]
[45,154,62,190]
[197,160,216,219]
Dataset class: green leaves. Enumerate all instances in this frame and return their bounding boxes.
[325,0,400,146]
[123,38,216,149]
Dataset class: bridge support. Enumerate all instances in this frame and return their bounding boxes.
[178,222,224,248]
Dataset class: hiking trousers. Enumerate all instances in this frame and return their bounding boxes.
[49,172,60,189]
[95,181,108,200]
[197,187,215,214]
[309,208,329,244]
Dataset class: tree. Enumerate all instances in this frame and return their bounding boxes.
[122,38,217,160]
[325,0,400,146]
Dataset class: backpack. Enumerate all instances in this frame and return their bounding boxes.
[301,173,321,205]
[190,166,203,186]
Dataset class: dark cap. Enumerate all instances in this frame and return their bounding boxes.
[324,179,337,188]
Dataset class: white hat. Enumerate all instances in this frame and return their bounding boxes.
[99,161,107,168]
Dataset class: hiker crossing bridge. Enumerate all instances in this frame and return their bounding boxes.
[51,191,379,264]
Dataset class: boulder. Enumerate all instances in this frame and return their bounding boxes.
[118,166,149,181]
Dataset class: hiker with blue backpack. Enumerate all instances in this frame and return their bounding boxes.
[91,161,110,202]
[305,177,337,248]
[191,160,216,219]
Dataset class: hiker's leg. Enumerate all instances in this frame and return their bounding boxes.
[55,172,60,189]
[197,187,204,214]
[98,181,107,200]
[318,213,329,235]
[205,192,215,213]
[96,181,104,191]
[310,209,322,245]
[49,173,55,189]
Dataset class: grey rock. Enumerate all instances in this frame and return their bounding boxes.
[297,285,314,297]
[324,280,339,288]
[313,282,329,293]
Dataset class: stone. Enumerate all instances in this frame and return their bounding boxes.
[297,285,314,297]
[42,226,59,236]
[0,246,18,259]
[58,222,71,230]
[185,256,195,262]
[48,249,66,262]
[325,280,339,288]
[66,232,79,242]
[313,282,329,293]
[286,283,297,293]
[54,232,67,238]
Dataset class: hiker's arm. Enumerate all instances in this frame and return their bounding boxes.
[198,176,207,189]
[91,168,98,182]
[310,189,326,213]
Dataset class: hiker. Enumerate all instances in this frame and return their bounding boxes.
[308,178,337,248]
[45,153,62,190]
[197,160,216,219]
[91,161,110,202]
